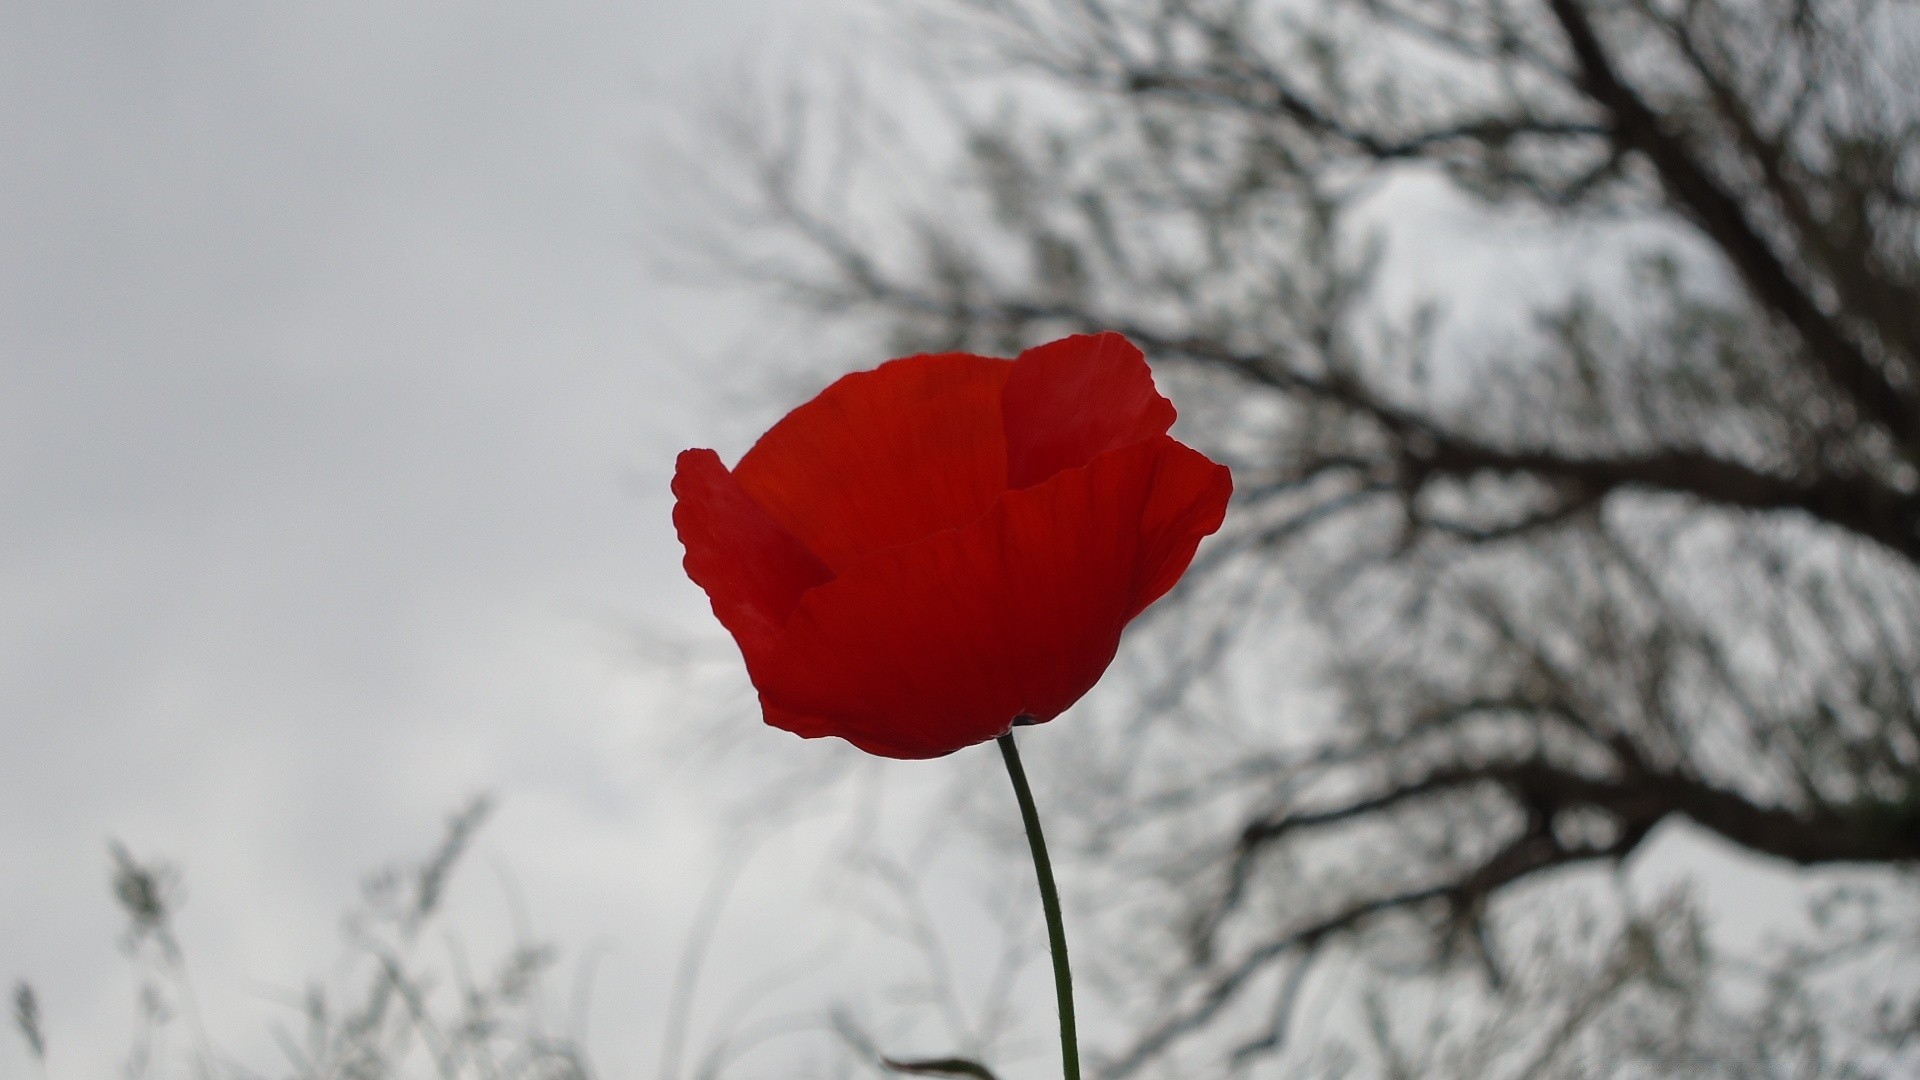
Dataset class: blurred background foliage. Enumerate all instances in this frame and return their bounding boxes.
[77,798,595,1080]
[688,0,1920,1074]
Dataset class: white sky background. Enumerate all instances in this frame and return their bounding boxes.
[0,2,977,1076]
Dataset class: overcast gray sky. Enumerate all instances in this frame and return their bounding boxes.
[0,3,906,1075]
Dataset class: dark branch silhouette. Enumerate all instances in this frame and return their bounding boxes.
[697,0,1920,1072]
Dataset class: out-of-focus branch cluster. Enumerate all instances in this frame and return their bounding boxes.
[688,0,1920,1072]
[76,796,595,1080]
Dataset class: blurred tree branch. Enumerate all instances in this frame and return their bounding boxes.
[691,0,1920,1071]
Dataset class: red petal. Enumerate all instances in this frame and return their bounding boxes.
[1127,442,1237,617]
[672,449,833,655]
[733,353,1014,574]
[747,435,1232,758]
[762,699,934,759]
[1002,333,1178,489]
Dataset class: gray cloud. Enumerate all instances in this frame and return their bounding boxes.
[0,2,850,1073]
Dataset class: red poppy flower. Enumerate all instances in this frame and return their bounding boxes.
[672,332,1232,759]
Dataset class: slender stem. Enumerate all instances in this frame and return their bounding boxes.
[997,731,1081,1080]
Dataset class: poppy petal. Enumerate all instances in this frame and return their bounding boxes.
[1127,442,1237,618]
[746,435,1232,758]
[1002,332,1179,489]
[762,699,935,759]
[672,449,834,654]
[732,352,1014,574]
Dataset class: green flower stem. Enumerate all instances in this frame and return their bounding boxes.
[997,731,1081,1080]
